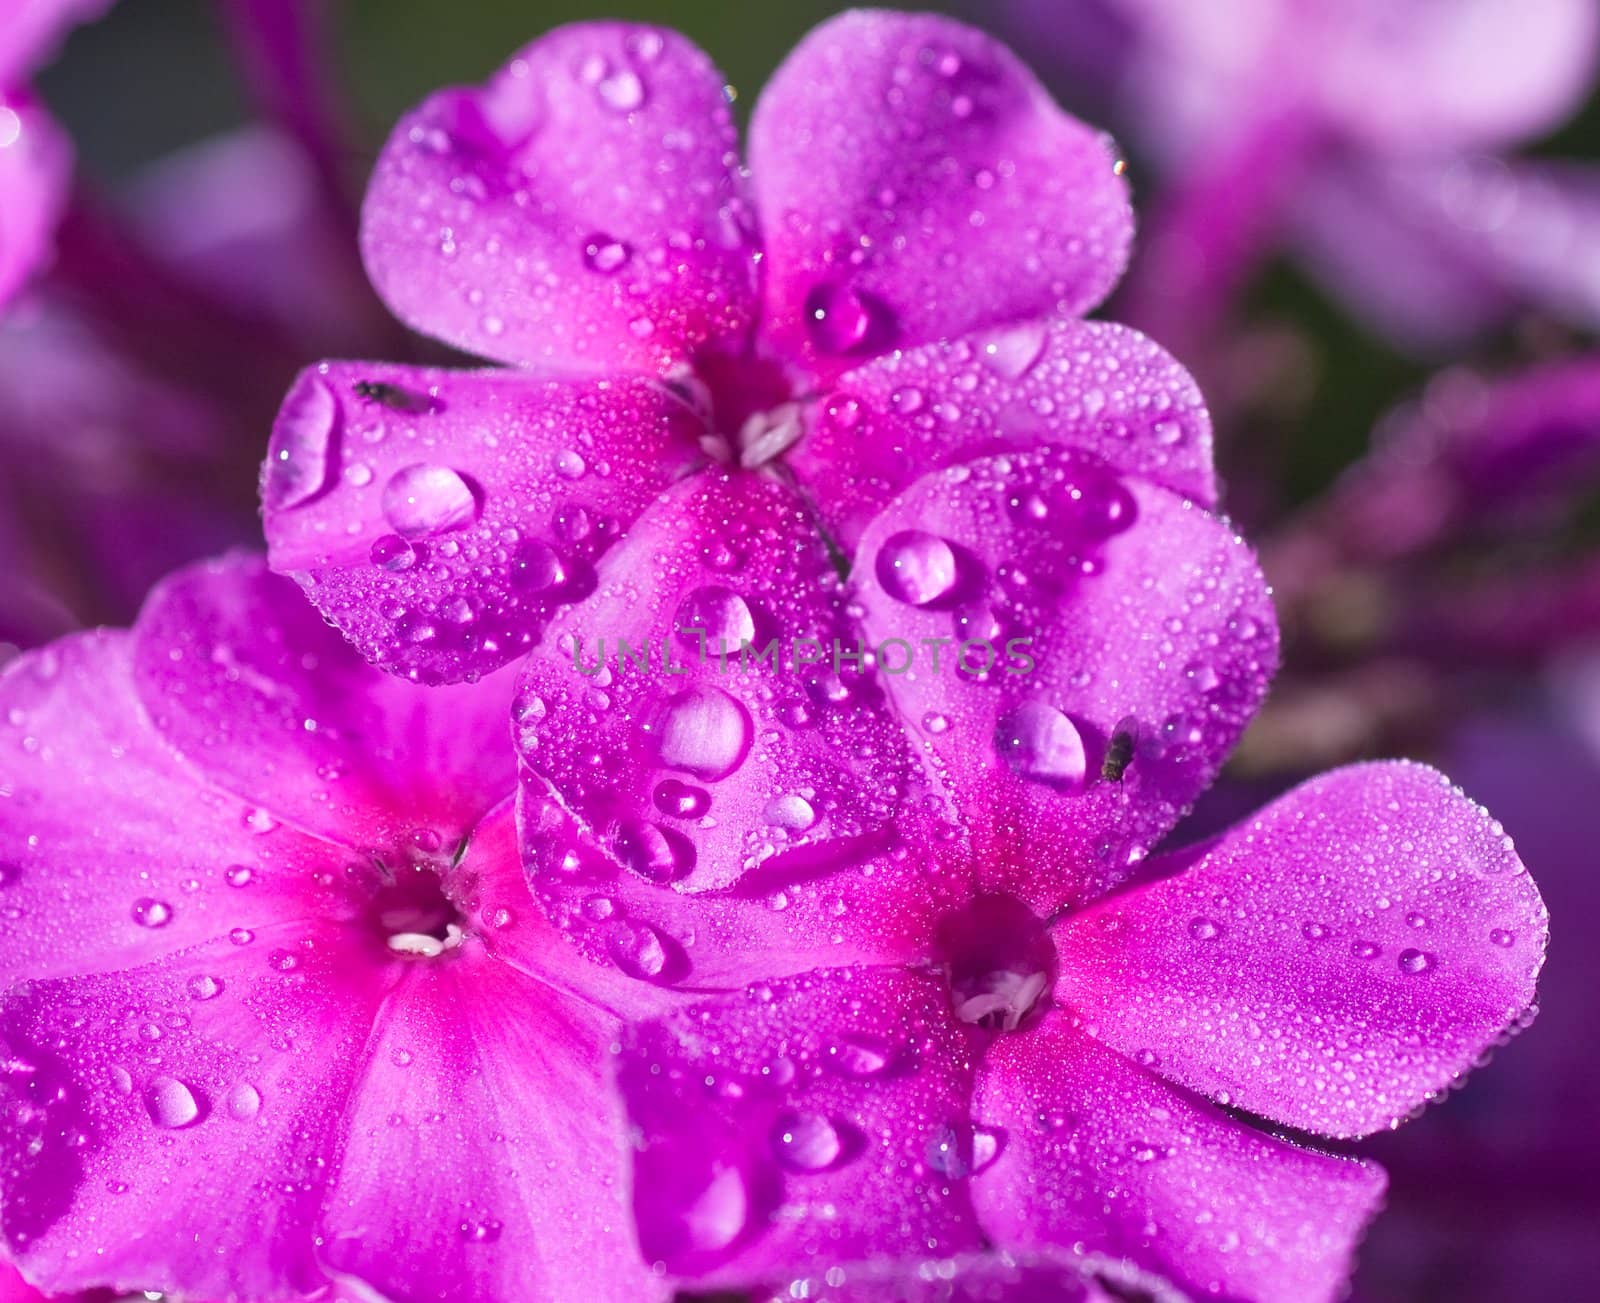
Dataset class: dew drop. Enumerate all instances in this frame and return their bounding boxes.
[651,686,752,780]
[614,820,696,884]
[187,975,224,1002]
[1398,948,1436,975]
[132,897,173,929]
[597,68,645,111]
[1489,928,1516,948]
[583,234,631,273]
[674,586,756,654]
[804,281,874,354]
[1188,917,1221,941]
[770,1111,843,1172]
[227,1082,262,1121]
[875,531,959,606]
[607,920,670,981]
[764,794,816,832]
[381,464,478,539]
[831,1036,894,1078]
[266,373,338,510]
[144,1077,202,1129]
[370,533,418,571]
[994,703,1086,790]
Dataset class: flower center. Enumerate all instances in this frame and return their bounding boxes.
[369,865,466,959]
[678,347,809,470]
[936,895,1056,1032]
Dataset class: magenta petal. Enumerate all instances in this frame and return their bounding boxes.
[129,553,518,848]
[261,361,702,682]
[792,317,1216,549]
[1054,762,1547,1139]
[318,946,661,1303]
[617,967,982,1286]
[0,629,358,988]
[0,96,70,309]
[359,22,756,372]
[0,0,111,86]
[852,447,1276,909]
[515,472,947,988]
[973,1011,1385,1303]
[750,11,1131,374]
[0,922,379,1299]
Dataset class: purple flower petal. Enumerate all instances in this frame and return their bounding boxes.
[0,0,111,88]
[262,362,702,683]
[616,967,982,1285]
[360,22,756,372]
[0,95,70,309]
[792,317,1216,549]
[0,922,380,1299]
[851,447,1276,909]
[0,628,359,988]
[750,11,1131,375]
[128,553,519,849]
[317,944,661,1303]
[1053,762,1547,1138]
[515,472,948,988]
[972,1009,1386,1303]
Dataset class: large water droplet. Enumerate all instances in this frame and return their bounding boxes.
[804,281,874,354]
[614,820,696,884]
[876,531,959,606]
[995,703,1086,790]
[978,321,1048,380]
[770,1111,843,1172]
[654,779,711,819]
[227,1082,262,1120]
[925,1122,1002,1178]
[144,1077,202,1129]
[764,794,816,832]
[680,1165,747,1252]
[674,586,756,655]
[381,464,479,539]
[651,686,752,781]
[607,920,670,981]
[511,540,568,592]
[830,1036,895,1078]
[132,897,173,929]
[187,975,224,1002]
[597,68,646,111]
[370,533,418,571]
[1398,948,1436,975]
[267,373,338,510]
[583,234,631,273]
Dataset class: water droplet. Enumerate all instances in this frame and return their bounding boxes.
[227,1082,262,1120]
[1188,917,1221,941]
[555,449,587,479]
[225,865,254,889]
[132,898,173,929]
[458,1218,504,1244]
[679,1165,747,1252]
[1398,948,1436,975]
[770,1111,843,1172]
[653,778,711,819]
[764,794,816,832]
[978,322,1048,380]
[831,1036,895,1078]
[597,68,645,111]
[390,1047,415,1068]
[267,373,338,510]
[607,920,670,981]
[1351,939,1381,960]
[229,927,255,946]
[144,1077,202,1129]
[804,281,875,354]
[583,234,631,273]
[614,820,696,884]
[674,586,755,654]
[381,464,478,539]
[1490,928,1516,948]
[370,534,417,571]
[925,1122,1002,1178]
[922,711,951,734]
[651,686,752,780]
[511,540,568,592]
[187,975,224,1002]
[1301,922,1328,941]
[995,703,1086,790]
[875,531,959,606]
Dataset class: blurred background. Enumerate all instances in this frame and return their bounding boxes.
[8,2,1600,1299]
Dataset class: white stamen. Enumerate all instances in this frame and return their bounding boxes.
[738,403,805,468]
[386,922,465,957]
[952,968,1049,1031]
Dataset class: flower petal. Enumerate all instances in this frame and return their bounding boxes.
[359,22,756,372]
[261,361,702,683]
[972,1011,1385,1303]
[0,921,379,1299]
[0,628,357,988]
[129,553,518,849]
[616,967,982,1287]
[750,11,1131,375]
[792,317,1215,550]
[851,446,1276,910]
[515,471,949,989]
[1053,762,1547,1138]
[317,945,661,1303]
[0,96,71,309]
[0,0,111,87]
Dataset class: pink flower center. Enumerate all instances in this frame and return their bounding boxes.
[367,863,467,959]
[936,894,1057,1032]
[678,347,812,469]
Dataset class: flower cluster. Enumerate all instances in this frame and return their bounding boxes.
[0,10,1550,1303]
